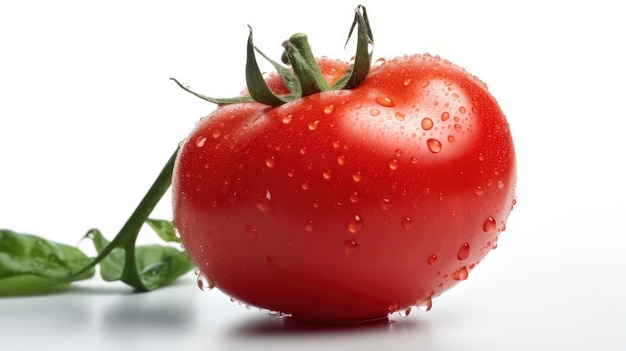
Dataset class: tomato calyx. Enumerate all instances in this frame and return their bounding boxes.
[170,5,373,107]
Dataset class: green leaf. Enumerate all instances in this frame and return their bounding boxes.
[85,229,194,291]
[0,229,94,296]
[145,218,180,243]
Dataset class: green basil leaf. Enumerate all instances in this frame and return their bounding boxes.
[145,218,180,243]
[86,229,194,290]
[0,229,94,295]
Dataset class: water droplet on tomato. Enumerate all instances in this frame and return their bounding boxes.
[282,114,293,124]
[388,158,399,170]
[417,297,433,312]
[197,272,215,291]
[352,172,362,182]
[421,117,434,130]
[336,155,346,165]
[308,120,320,131]
[380,198,391,210]
[246,225,259,240]
[349,192,359,203]
[370,109,380,116]
[420,80,430,88]
[344,239,359,255]
[301,182,310,190]
[195,136,206,147]
[402,216,413,229]
[427,139,442,153]
[403,78,412,86]
[452,266,469,281]
[211,129,222,139]
[474,186,484,196]
[483,216,496,232]
[265,156,275,168]
[497,180,504,189]
[478,153,485,161]
[375,96,395,107]
[457,243,470,260]
[398,308,412,318]
[322,170,332,180]
[256,190,272,212]
[395,111,406,121]
[305,220,315,232]
[454,124,462,132]
[348,214,363,233]
[459,106,467,114]
[427,254,438,265]
[324,105,335,114]
[441,111,450,121]
[409,157,418,164]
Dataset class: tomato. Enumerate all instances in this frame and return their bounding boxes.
[172,12,516,323]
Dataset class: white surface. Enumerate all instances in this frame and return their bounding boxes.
[1,0,625,350]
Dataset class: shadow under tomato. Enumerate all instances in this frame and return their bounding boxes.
[229,314,422,337]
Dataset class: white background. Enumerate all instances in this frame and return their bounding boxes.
[1,0,625,350]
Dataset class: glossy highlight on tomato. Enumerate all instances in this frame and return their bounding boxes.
[172,9,516,323]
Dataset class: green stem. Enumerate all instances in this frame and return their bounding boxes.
[282,33,329,96]
[70,147,179,291]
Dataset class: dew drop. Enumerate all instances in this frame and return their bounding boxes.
[304,220,315,232]
[256,190,272,212]
[380,198,391,210]
[324,104,335,114]
[370,109,380,116]
[403,78,412,86]
[427,254,438,265]
[308,120,320,131]
[348,214,363,233]
[447,135,455,143]
[478,153,485,161]
[402,216,413,229]
[344,239,359,255]
[395,111,406,121]
[420,80,430,88]
[441,111,450,121]
[398,308,412,318]
[301,182,310,190]
[457,242,470,261]
[282,114,293,124]
[211,129,222,139]
[322,170,332,180]
[287,169,295,178]
[299,147,307,155]
[417,297,433,312]
[349,192,359,203]
[427,139,442,153]
[474,185,484,196]
[352,172,362,182]
[421,117,434,130]
[197,272,215,291]
[337,155,346,165]
[375,96,395,107]
[497,180,504,189]
[265,156,276,168]
[459,106,467,114]
[454,124,462,132]
[388,158,399,170]
[245,225,259,240]
[483,216,496,232]
[195,136,207,147]
[452,266,469,281]
[409,157,418,164]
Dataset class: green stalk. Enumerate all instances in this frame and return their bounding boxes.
[69,147,179,291]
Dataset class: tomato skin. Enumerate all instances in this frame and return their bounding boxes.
[173,54,516,322]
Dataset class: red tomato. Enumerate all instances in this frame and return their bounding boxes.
[173,54,516,323]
